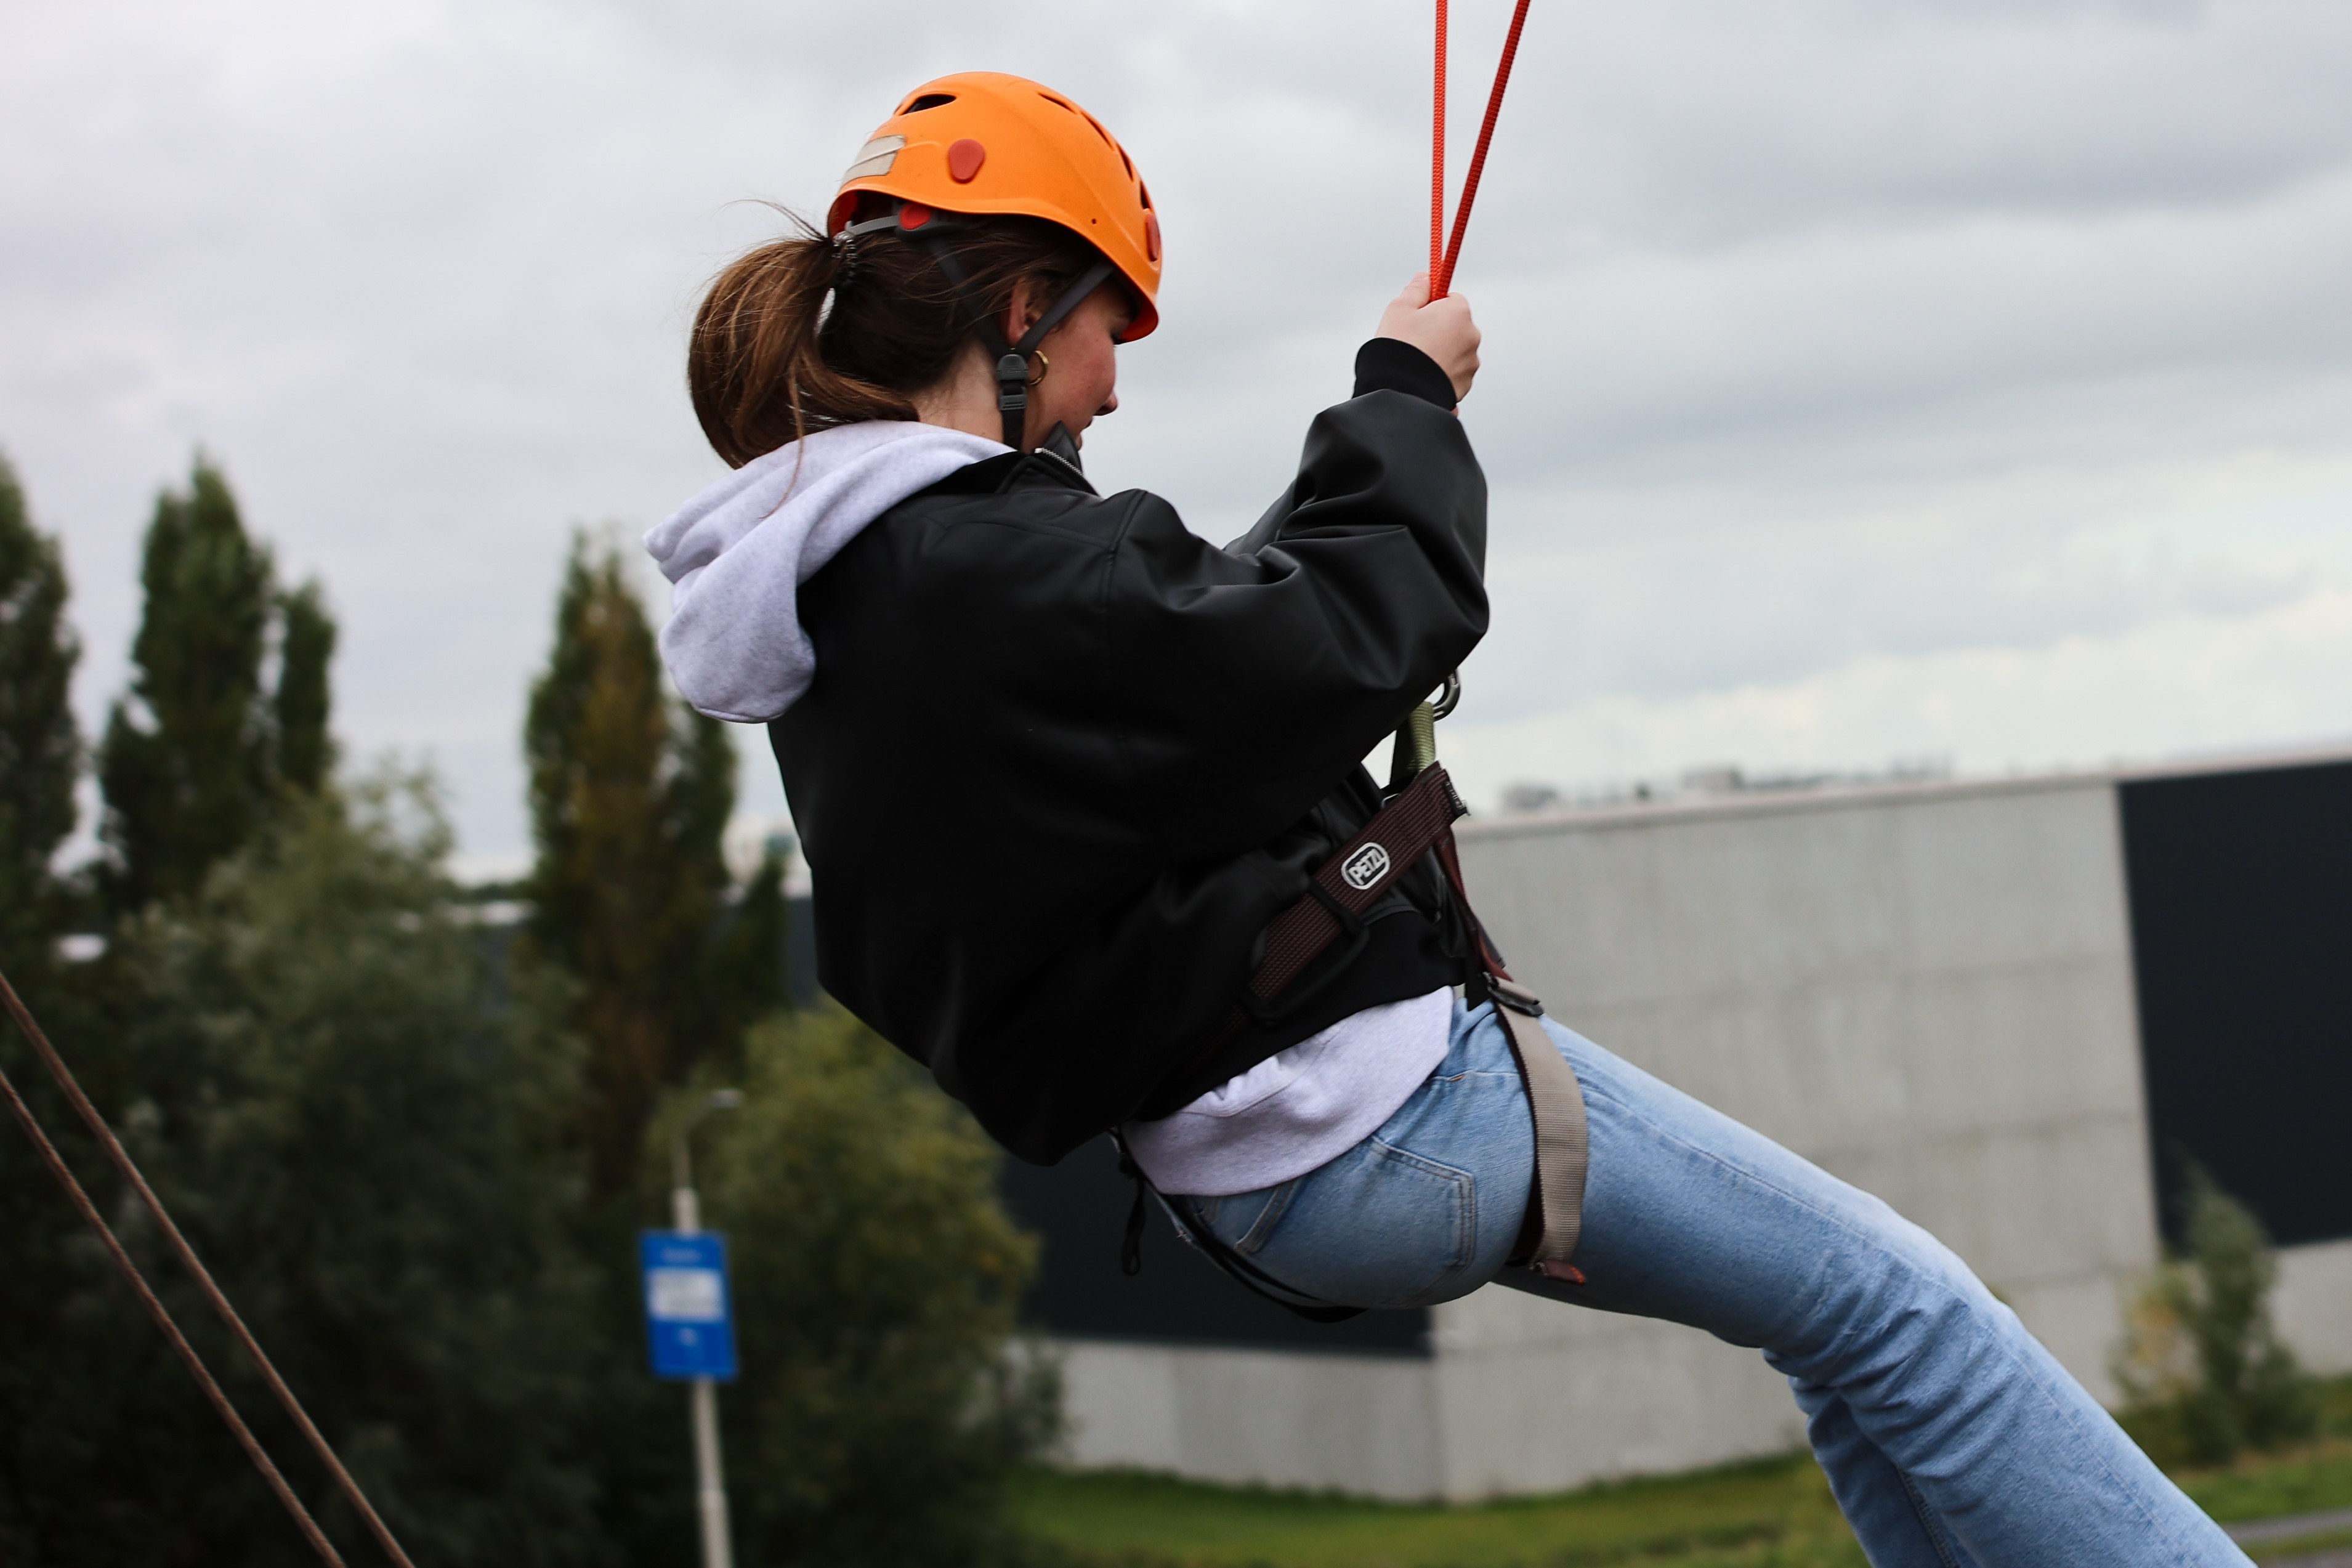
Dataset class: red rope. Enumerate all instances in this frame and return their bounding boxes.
[1431,0,1448,283]
[1432,0,1535,298]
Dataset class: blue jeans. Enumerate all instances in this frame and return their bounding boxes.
[1174,1000,2249,1567]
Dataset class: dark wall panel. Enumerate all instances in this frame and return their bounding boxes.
[2120,759,2352,1248]
[999,1135,1432,1357]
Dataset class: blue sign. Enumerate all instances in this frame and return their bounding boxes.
[640,1231,738,1381]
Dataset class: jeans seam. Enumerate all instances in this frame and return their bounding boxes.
[1899,1470,1963,1568]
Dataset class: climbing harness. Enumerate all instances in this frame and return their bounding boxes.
[0,968,416,1568]
[1123,684,1591,1322]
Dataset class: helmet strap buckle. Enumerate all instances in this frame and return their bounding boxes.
[854,201,1112,451]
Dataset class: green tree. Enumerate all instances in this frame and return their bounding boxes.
[0,450,113,1568]
[692,1008,1058,1567]
[0,774,612,1566]
[100,458,276,911]
[273,578,338,795]
[99,456,338,914]
[695,838,793,1082]
[523,538,738,1195]
[2115,1168,2321,1466]
[0,451,81,976]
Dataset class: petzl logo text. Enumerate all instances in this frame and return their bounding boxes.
[1341,843,1392,891]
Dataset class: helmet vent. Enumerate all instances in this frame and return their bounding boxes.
[905,94,957,112]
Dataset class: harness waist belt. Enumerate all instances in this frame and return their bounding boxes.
[1128,760,1590,1317]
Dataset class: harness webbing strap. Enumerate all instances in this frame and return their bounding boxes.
[1129,753,1591,1318]
[1489,981,1588,1274]
[1244,761,1468,1014]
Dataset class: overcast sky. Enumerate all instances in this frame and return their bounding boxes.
[9,0,2352,875]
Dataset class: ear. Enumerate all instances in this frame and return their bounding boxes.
[1002,275,1048,346]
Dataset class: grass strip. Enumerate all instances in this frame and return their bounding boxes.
[1017,1376,2352,1568]
[1012,1452,1867,1568]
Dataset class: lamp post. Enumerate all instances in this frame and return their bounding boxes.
[673,1089,743,1568]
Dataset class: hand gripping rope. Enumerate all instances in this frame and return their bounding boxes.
[0,968,416,1568]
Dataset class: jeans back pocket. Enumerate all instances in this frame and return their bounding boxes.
[1236,1138,1478,1310]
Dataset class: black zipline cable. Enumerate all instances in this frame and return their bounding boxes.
[0,1049,349,1566]
[0,965,418,1568]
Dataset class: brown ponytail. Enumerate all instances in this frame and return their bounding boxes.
[688,206,1105,469]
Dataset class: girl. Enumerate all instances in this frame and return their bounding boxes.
[646,71,2249,1568]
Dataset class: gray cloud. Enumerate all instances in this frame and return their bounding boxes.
[6,0,2352,860]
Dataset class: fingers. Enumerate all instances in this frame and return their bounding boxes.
[1373,275,1482,401]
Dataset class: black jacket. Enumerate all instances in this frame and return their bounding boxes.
[770,339,1488,1164]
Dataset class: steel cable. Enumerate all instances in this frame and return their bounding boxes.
[0,966,418,1568]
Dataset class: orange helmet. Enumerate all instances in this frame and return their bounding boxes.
[827,72,1161,342]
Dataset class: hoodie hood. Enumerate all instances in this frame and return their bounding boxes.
[645,421,1004,722]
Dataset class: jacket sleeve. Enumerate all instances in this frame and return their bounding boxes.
[1103,341,1489,862]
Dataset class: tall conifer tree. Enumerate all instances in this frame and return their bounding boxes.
[525,539,737,1193]
[100,459,275,910]
[0,452,81,974]
[275,578,337,794]
[98,458,336,913]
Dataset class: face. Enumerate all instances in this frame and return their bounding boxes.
[1012,281,1133,450]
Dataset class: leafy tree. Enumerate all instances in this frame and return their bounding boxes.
[0,774,613,1566]
[0,451,81,976]
[273,578,337,795]
[523,538,738,1195]
[695,839,793,1082]
[691,1008,1059,1567]
[0,451,112,1568]
[2115,1168,2321,1466]
[99,457,338,914]
[100,458,276,911]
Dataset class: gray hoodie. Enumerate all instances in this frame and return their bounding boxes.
[642,421,1003,723]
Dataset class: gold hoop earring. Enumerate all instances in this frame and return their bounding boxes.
[1027,351,1050,387]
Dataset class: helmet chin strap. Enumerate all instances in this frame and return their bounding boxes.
[844,201,1117,451]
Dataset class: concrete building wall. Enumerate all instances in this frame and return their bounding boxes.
[1426,777,2165,1494]
[2277,1240,2352,1374]
[1055,1340,1442,1495]
[1428,1282,1802,1500]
